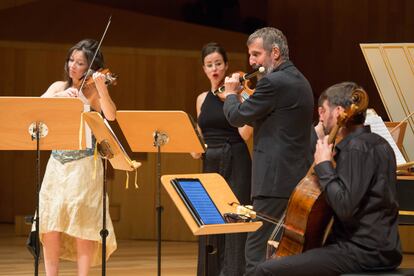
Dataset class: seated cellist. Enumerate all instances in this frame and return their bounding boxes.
[256,82,402,275]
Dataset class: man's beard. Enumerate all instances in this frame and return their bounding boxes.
[323,115,335,135]
[251,63,275,78]
[265,64,276,74]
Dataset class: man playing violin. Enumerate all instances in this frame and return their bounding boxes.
[256,82,402,275]
[220,27,314,275]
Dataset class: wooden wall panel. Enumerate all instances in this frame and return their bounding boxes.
[0,0,249,53]
[267,0,414,121]
[0,0,34,10]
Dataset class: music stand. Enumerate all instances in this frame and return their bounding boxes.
[161,173,262,235]
[0,97,85,276]
[161,173,262,275]
[116,110,205,276]
[83,112,141,276]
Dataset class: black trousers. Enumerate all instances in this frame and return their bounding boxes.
[245,196,288,276]
[255,244,363,276]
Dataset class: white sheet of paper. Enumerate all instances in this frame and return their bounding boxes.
[103,118,130,156]
[364,113,406,165]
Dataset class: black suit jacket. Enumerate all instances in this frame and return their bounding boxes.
[223,61,314,198]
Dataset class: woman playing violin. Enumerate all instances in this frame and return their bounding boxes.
[39,39,117,276]
[256,82,402,275]
[42,40,116,118]
[191,42,252,276]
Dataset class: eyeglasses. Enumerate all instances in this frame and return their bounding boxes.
[204,62,225,70]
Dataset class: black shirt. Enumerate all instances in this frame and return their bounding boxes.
[198,91,243,145]
[314,126,402,270]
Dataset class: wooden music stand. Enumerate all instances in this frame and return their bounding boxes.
[0,97,85,276]
[83,112,141,274]
[161,173,262,235]
[162,173,262,276]
[116,111,205,153]
[115,110,205,276]
[0,97,86,150]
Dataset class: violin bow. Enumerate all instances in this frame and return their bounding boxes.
[79,15,112,93]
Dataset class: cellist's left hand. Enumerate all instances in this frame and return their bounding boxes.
[314,135,333,165]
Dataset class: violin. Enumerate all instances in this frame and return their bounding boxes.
[213,66,265,101]
[83,68,118,88]
[266,88,369,259]
[77,68,118,107]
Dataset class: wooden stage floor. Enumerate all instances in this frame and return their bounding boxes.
[0,224,197,275]
[1,224,414,275]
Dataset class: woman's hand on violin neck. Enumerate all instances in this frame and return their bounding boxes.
[91,71,108,95]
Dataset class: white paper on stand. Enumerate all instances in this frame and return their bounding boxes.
[364,111,406,166]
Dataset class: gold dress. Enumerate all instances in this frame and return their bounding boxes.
[39,148,117,266]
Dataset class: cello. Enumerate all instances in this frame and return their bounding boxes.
[267,88,369,258]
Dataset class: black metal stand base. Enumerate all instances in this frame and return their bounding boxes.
[101,158,109,276]
[32,122,44,276]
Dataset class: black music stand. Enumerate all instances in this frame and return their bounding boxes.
[83,112,141,276]
[116,110,205,276]
[0,97,85,276]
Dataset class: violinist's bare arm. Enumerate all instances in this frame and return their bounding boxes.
[92,71,117,121]
[190,92,207,159]
[41,81,79,98]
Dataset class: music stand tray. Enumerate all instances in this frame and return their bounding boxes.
[161,173,262,235]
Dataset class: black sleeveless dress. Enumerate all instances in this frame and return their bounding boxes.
[197,91,252,276]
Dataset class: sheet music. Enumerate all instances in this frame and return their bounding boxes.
[174,179,225,225]
[364,112,406,165]
[103,118,130,159]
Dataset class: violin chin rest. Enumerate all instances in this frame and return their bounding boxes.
[267,240,280,249]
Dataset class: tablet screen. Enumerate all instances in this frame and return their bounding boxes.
[172,178,225,225]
